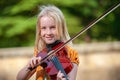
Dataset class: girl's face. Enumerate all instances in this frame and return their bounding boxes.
[40,16,60,44]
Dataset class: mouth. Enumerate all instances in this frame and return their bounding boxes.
[46,37,53,40]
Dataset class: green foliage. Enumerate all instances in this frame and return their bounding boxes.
[0,0,120,48]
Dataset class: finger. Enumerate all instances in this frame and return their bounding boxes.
[36,57,41,63]
[60,73,64,78]
[32,57,37,66]
[32,57,39,65]
[30,57,36,68]
[57,70,61,77]
[29,60,34,68]
[57,70,65,80]
[59,71,64,77]
[57,71,61,78]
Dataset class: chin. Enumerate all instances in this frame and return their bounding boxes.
[46,40,55,44]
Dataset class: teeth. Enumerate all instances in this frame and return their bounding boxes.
[46,37,52,39]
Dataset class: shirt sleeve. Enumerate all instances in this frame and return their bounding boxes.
[34,48,38,57]
[66,46,80,65]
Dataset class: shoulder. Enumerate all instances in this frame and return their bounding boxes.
[66,46,78,54]
[66,45,80,65]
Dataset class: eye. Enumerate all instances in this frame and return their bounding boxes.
[41,26,46,30]
[50,26,56,29]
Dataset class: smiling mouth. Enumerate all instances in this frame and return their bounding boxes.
[46,37,53,40]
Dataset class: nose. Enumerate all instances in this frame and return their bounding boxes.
[46,28,52,35]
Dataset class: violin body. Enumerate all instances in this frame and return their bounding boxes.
[37,42,73,79]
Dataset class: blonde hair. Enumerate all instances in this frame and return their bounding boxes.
[35,5,72,51]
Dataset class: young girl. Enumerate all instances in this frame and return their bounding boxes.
[17,5,79,80]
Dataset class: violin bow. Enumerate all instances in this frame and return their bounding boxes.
[29,2,120,71]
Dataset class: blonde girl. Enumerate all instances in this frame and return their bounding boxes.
[17,5,79,80]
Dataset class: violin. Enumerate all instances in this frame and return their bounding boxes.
[36,41,72,80]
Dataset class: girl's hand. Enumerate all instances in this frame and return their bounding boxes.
[57,71,66,80]
[27,57,41,69]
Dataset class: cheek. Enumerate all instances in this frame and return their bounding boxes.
[40,30,44,37]
[54,31,60,39]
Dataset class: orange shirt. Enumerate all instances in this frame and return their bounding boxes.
[34,46,79,80]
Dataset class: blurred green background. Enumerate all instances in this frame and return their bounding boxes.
[0,0,120,48]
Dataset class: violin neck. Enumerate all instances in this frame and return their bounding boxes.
[51,56,69,80]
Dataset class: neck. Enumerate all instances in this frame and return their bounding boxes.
[46,40,61,52]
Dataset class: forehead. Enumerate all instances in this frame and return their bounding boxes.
[40,16,55,26]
